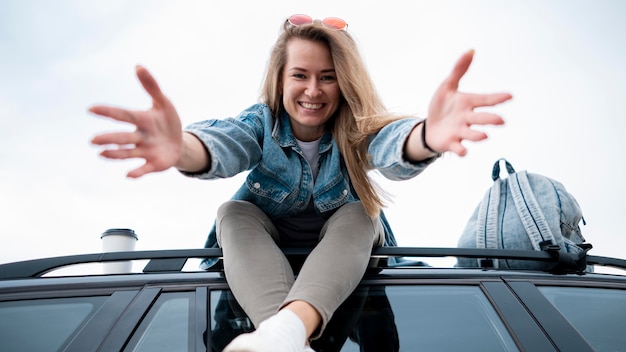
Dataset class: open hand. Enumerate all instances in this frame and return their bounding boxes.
[89,66,183,178]
[425,50,512,156]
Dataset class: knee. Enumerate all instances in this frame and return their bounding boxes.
[338,201,369,217]
[216,201,255,245]
[323,202,384,246]
[335,202,378,227]
[216,200,278,245]
[217,200,256,220]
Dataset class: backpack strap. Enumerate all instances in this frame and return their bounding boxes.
[475,179,500,254]
[507,170,557,250]
[475,159,516,268]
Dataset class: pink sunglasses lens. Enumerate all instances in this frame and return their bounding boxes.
[322,17,347,30]
[288,14,313,26]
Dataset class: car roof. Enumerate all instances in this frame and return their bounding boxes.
[1,247,625,283]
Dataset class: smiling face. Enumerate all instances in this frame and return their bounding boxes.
[281,38,341,141]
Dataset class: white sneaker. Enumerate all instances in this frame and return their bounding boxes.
[223,309,306,352]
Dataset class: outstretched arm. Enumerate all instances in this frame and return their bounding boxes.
[404,50,512,161]
[89,66,209,178]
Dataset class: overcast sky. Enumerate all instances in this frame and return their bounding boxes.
[1,0,625,269]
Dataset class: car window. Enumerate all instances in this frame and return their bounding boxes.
[210,285,518,351]
[383,285,518,351]
[539,286,626,351]
[125,291,195,352]
[0,296,108,352]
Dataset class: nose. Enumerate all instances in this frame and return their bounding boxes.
[305,80,322,98]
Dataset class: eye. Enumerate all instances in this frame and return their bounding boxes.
[291,73,306,79]
[321,75,337,82]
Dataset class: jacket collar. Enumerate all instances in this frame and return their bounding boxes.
[272,110,333,153]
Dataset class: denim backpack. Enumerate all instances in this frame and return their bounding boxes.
[456,159,592,272]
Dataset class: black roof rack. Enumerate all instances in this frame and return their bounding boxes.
[1,247,625,280]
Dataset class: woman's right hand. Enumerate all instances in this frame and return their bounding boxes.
[89,66,185,178]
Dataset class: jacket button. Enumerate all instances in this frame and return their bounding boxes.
[342,189,348,196]
[253,182,261,189]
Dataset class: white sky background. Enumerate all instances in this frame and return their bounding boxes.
[1,0,625,267]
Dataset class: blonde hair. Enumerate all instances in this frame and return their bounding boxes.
[261,21,403,217]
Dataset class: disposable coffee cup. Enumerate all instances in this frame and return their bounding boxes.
[100,228,138,274]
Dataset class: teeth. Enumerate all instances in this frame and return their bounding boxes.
[300,102,323,109]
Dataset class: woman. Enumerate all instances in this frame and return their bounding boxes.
[90,15,511,352]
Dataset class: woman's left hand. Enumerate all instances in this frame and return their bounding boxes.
[421,50,512,157]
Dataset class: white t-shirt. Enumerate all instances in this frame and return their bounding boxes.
[273,137,325,246]
[296,137,321,180]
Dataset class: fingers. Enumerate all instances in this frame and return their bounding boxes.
[449,142,468,157]
[88,105,138,124]
[445,49,475,91]
[88,65,172,179]
[91,131,140,146]
[466,92,513,108]
[461,127,488,141]
[88,65,167,121]
[466,112,505,126]
[135,65,167,106]
[127,162,156,179]
[99,147,139,160]
[428,50,511,158]
[93,131,141,160]
[444,50,513,106]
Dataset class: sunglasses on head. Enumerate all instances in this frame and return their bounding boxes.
[287,14,348,31]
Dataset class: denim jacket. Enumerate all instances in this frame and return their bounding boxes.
[183,104,434,268]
